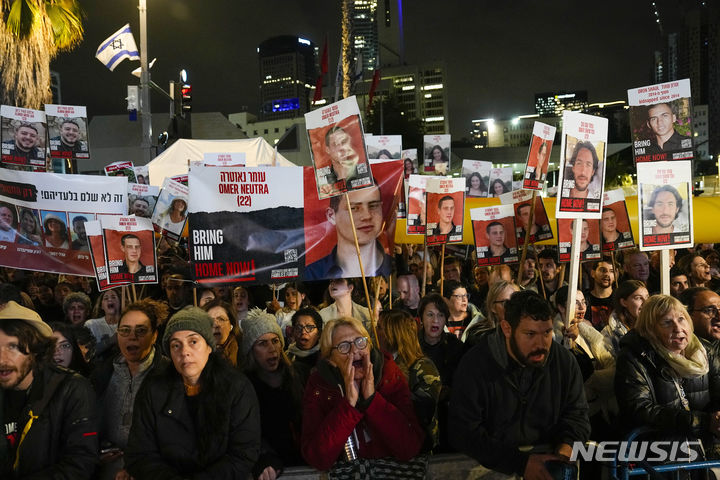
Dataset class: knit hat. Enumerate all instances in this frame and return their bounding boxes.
[241,307,284,356]
[162,306,215,354]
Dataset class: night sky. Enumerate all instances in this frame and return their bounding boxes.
[51,0,681,140]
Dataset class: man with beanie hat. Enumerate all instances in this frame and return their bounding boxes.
[0,301,98,478]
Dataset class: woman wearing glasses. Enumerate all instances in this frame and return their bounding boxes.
[202,298,241,367]
[125,307,261,479]
[287,307,323,371]
[442,280,482,339]
[301,317,424,471]
[92,299,171,480]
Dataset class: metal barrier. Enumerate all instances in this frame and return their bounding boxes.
[605,427,720,480]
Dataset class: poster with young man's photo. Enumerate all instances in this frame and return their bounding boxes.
[628,78,694,163]
[499,190,553,246]
[637,160,693,251]
[305,96,373,199]
[423,134,451,174]
[1,105,47,170]
[303,160,403,281]
[102,215,157,285]
[601,188,635,252]
[406,174,430,235]
[45,105,90,160]
[133,166,149,185]
[128,183,159,219]
[523,121,556,190]
[366,135,402,160]
[558,218,601,263]
[425,177,465,246]
[471,204,518,267]
[462,160,492,198]
[556,111,608,218]
[85,220,114,291]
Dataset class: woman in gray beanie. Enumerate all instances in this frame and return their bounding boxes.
[242,308,306,479]
[125,306,261,479]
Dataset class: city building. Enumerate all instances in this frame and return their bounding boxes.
[258,35,317,121]
[354,62,449,134]
[652,4,720,155]
[350,0,379,72]
[535,91,588,117]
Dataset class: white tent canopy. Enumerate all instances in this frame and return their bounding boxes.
[147,138,295,186]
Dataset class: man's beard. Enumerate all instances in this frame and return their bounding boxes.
[509,333,548,368]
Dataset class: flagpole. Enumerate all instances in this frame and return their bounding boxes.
[139,0,153,164]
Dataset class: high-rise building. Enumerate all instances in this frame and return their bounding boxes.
[535,91,588,117]
[355,62,449,134]
[351,0,379,72]
[652,5,720,154]
[258,35,316,121]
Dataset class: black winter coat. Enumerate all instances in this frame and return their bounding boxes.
[124,357,261,480]
[0,364,99,479]
[448,329,590,476]
[615,329,720,440]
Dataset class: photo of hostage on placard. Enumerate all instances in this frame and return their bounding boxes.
[104,218,157,285]
[640,181,692,249]
[488,168,512,197]
[402,149,417,179]
[1,105,47,170]
[514,199,552,246]
[601,189,635,252]
[425,177,464,246]
[462,160,491,198]
[307,103,374,199]
[406,174,429,235]
[471,205,518,267]
[47,116,89,159]
[40,211,70,249]
[558,218,601,262]
[522,121,556,190]
[15,207,42,246]
[628,79,694,162]
[423,135,451,174]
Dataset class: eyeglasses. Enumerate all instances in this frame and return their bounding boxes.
[117,326,151,337]
[693,305,720,317]
[294,324,318,334]
[451,294,468,300]
[333,336,368,354]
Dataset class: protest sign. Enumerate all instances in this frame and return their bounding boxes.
[1,106,47,170]
[45,104,90,160]
[103,215,157,285]
[462,160,492,198]
[423,135,451,174]
[406,174,429,235]
[85,220,112,290]
[488,167,513,197]
[305,96,373,199]
[105,161,136,182]
[499,190,553,245]
[0,169,127,276]
[522,121,555,190]
[366,135,402,160]
[128,183,159,219]
[556,111,608,218]
[628,79,694,163]
[401,148,417,179]
[151,177,188,241]
[133,165,149,184]
[558,218,601,262]
[425,177,464,246]
[471,204,519,266]
[601,188,635,252]
[637,160,693,250]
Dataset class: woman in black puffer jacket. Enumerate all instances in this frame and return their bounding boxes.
[615,294,720,451]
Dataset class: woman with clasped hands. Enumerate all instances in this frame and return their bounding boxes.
[300,316,424,471]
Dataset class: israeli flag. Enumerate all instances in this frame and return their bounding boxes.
[96,24,140,71]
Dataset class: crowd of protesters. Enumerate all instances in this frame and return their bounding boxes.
[2,240,720,479]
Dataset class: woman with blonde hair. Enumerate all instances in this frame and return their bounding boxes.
[378,309,441,452]
[615,294,720,450]
[301,316,424,471]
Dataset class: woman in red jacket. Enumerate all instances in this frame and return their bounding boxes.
[301,316,424,471]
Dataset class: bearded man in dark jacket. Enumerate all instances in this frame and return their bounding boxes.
[449,290,590,478]
[0,301,98,478]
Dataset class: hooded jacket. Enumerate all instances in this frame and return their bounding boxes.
[301,349,424,471]
[448,328,590,475]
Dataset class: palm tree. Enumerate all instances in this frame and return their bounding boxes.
[0,0,84,109]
